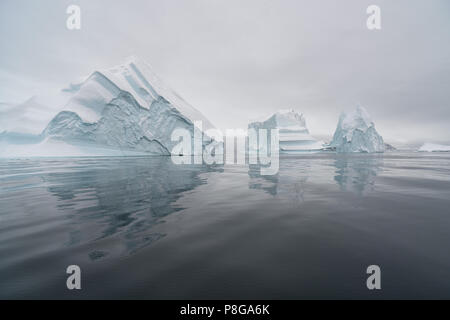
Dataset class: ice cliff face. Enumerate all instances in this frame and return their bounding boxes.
[248,109,324,152]
[41,56,214,155]
[330,106,384,153]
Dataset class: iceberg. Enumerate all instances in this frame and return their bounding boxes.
[248,109,324,153]
[0,56,215,157]
[330,106,384,153]
[418,143,450,152]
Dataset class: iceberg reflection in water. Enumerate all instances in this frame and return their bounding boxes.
[1,152,450,299]
[333,154,383,195]
[249,153,383,200]
[0,157,223,260]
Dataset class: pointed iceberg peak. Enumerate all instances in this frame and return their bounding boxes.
[101,56,215,130]
[4,55,219,156]
[60,55,214,131]
[120,55,159,78]
[331,105,384,153]
[339,105,373,131]
[355,104,371,118]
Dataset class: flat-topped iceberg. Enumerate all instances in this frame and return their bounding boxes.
[330,106,384,153]
[419,143,450,152]
[248,109,324,153]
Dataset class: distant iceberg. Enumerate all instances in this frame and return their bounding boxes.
[418,143,450,152]
[0,56,215,157]
[330,106,384,153]
[248,109,324,153]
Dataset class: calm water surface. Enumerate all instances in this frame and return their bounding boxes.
[1,152,450,299]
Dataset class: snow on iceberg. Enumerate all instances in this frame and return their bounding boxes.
[248,109,325,153]
[418,143,450,152]
[1,56,215,157]
[62,55,214,129]
[330,105,384,153]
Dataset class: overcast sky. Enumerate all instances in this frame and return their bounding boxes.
[0,0,449,144]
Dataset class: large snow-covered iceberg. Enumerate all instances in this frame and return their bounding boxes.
[248,109,324,152]
[330,106,384,153]
[418,143,450,152]
[0,56,215,157]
